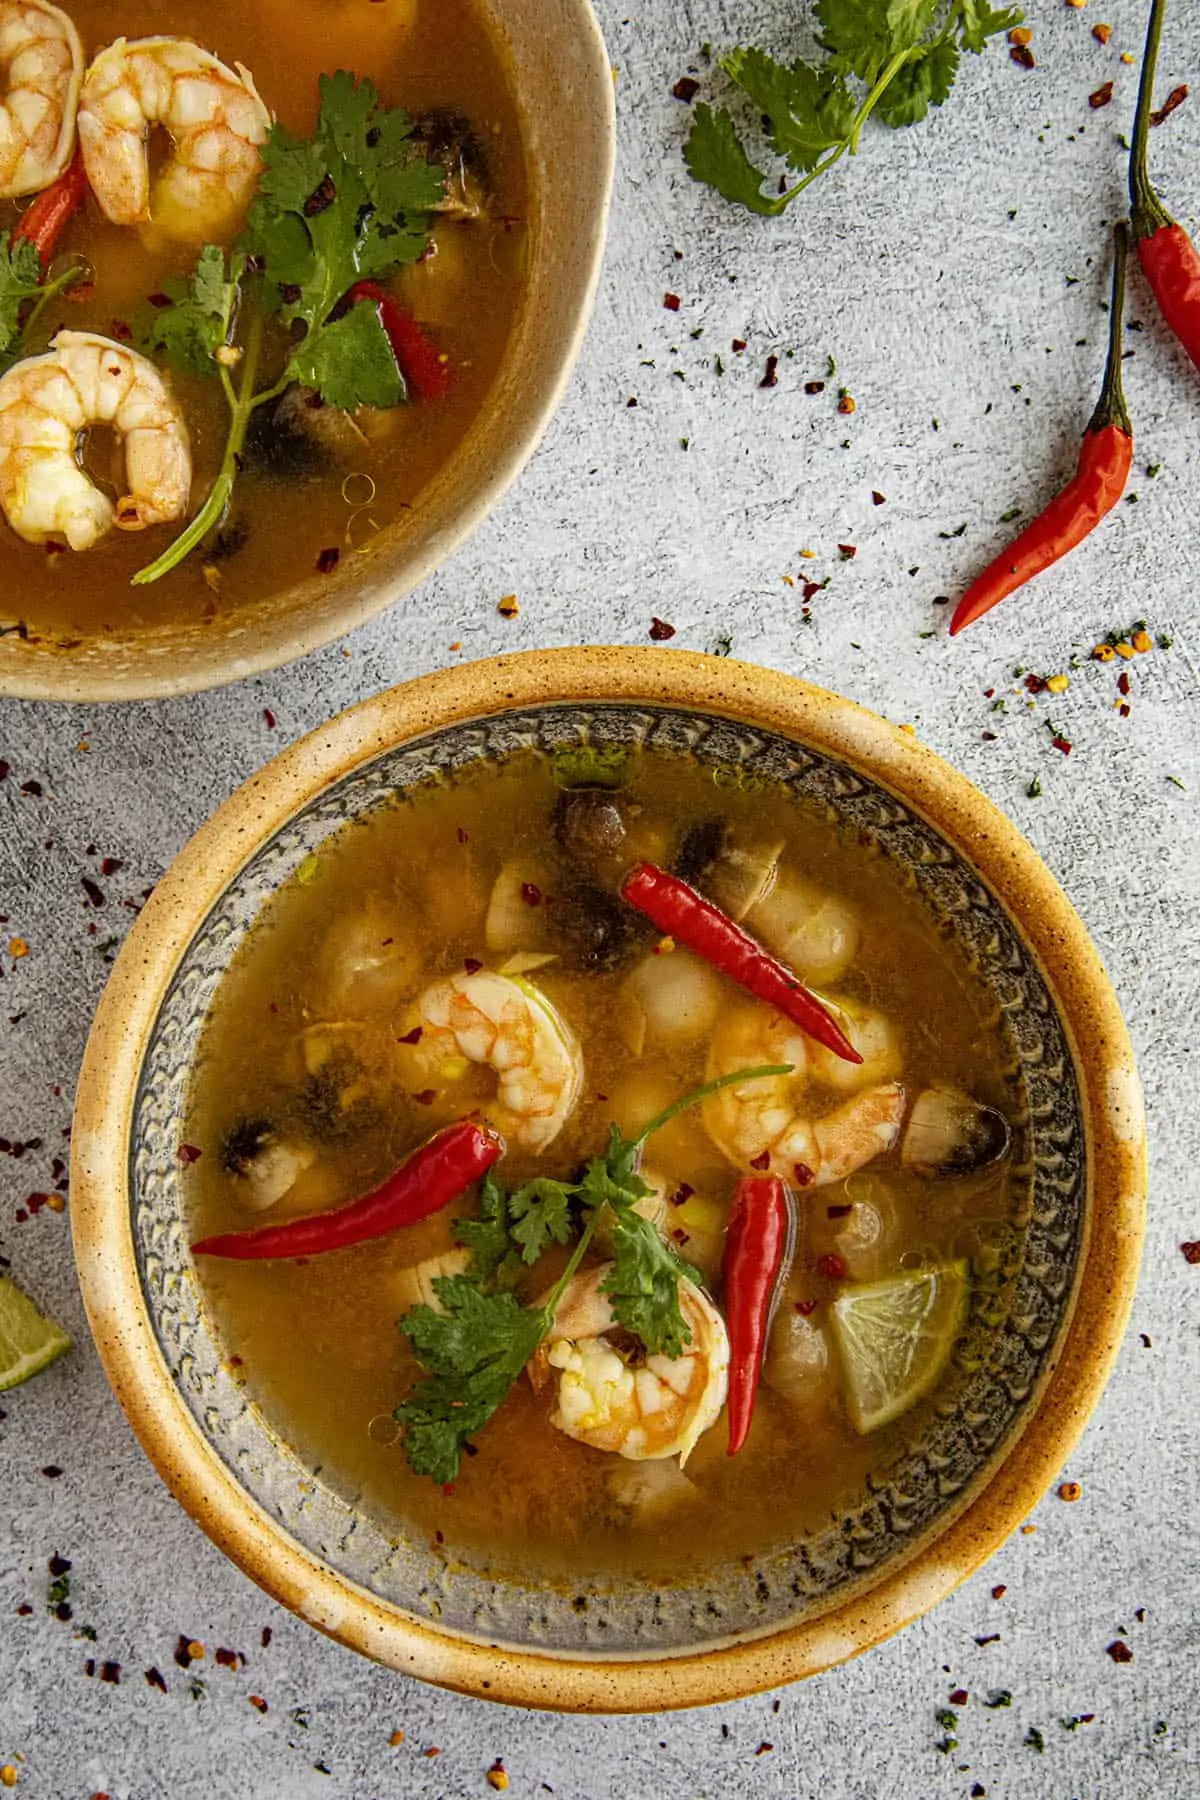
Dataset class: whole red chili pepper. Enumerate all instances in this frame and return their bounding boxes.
[347,279,453,403]
[619,862,862,1064]
[722,1175,796,1456]
[13,148,89,269]
[191,1119,503,1260]
[1129,0,1200,374]
[950,223,1132,636]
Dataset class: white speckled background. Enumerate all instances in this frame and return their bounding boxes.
[3,1,1199,1794]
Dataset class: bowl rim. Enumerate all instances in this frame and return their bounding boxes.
[0,0,616,703]
[70,647,1147,1711]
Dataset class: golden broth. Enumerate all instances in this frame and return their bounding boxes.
[184,749,1029,1582]
[0,0,528,638]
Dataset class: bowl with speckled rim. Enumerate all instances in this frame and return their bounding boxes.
[0,0,614,703]
[70,648,1146,1711]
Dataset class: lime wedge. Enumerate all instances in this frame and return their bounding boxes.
[831,1262,968,1434]
[0,1275,70,1391]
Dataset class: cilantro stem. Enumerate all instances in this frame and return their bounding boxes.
[768,46,919,212]
[132,307,273,587]
[630,1063,792,1148]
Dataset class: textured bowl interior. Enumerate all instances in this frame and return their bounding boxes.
[0,0,614,700]
[132,701,1085,1658]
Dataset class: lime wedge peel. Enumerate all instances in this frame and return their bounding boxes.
[830,1262,969,1435]
[0,1274,71,1391]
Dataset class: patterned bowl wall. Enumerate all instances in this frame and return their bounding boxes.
[130,705,1084,1656]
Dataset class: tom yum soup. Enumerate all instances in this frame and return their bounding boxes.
[186,747,1027,1578]
[0,0,527,638]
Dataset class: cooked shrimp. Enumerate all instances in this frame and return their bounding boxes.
[78,37,271,243]
[0,1,82,199]
[0,330,190,550]
[537,1265,729,1463]
[398,968,582,1152]
[703,1003,906,1187]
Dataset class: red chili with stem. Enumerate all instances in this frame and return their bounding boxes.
[191,1119,503,1260]
[619,862,862,1064]
[1129,0,1200,373]
[950,224,1132,636]
[347,279,454,403]
[13,148,89,269]
[722,1176,796,1456]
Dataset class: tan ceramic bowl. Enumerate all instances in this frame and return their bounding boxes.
[71,649,1146,1711]
[1,3,614,702]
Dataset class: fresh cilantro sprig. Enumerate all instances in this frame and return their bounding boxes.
[395,1063,789,1484]
[131,72,443,586]
[0,233,86,374]
[685,0,1022,216]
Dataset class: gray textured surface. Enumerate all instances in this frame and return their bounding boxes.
[1,1,1198,1794]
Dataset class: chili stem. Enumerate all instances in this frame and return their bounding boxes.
[1129,0,1171,238]
[1089,222,1132,435]
[132,308,274,587]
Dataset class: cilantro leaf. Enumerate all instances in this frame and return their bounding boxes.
[135,245,240,378]
[959,1,1024,54]
[875,38,961,128]
[0,233,44,360]
[508,1177,577,1264]
[287,301,404,410]
[602,1210,694,1358]
[550,744,633,790]
[455,1171,524,1288]
[683,104,778,217]
[817,0,939,84]
[396,1277,549,1483]
[722,49,857,173]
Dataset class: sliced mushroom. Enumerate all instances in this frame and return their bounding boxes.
[220,1120,316,1212]
[485,861,553,954]
[901,1086,1012,1178]
[674,819,783,921]
[606,1457,699,1522]
[762,1301,836,1413]
[413,110,490,221]
[554,882,643,973]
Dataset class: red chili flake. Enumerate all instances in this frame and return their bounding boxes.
[456,826,469,844]
[215,1647,242,1670]
[81,877,105,908]
[950,1688,969,1706]
[974,1633,1001,1646]
[1180,1241,1200,1263]
[98,1661,121,1684]
[1051,736,1072,755]
[99,857,123,877]
[749,1149,771,1171]
[398,1025,423,1045]
[442,1483,455,1497]
[872,491,886,505]
[793,1162,814,1187]
[826,1203,852,1219]
[423,1747,441,1759]
[649,617,676,641]
[837,544,857,560]
[463,957,483,975]
[520,883,542,906]
[984,688,995,699]
[992,1584,1007,1599]
[263,709,277,730]
[816,1253,847,1281]
[731,338,746,353]
[176,1143,203,1164]
[316,547,340,575]
[671,1227,690,1246]
[109,318,133,341]
[1117,671,1131,696]
[0,761,7,780]
[663,292,681,312]
[1023,673,1047,694]
[626,396,638,407]
[794,1298,818,1316]
[1118,703,1131,718]
[981,731,998,742]
[1150,84,1188,128]
[174,1636,196,1668]
[17,1603,32,1616]
[799,581,821,604]
[804,380,825,394]
[84,1657,96,1676]
[146,292,172,309]
[15,1209,28,1224]
[670,1182,694,1206]
[1089,82,1115,109]
[755,1742,774,1755]
[41,1464,63,1478]
[249,1694,269,1712]
[261,1628,272,1648]
[1010,44,1035,67]
[20,779,43,796]
[671,76,700,102]
[760,354,779,389]
[1106,1639,1134,1664]
[413,1089,437,1106]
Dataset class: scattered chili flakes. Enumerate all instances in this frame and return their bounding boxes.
[315,547,340,575]
[1092,641,1116,662]
[1179,1241,1200,1263]
[748,1149,771,1171]
[1045,673,1069,694]
[389,1730,405,1747]
[1089,81,1114,108]
[837,392,856,414]
[1117,671,1131,696]
[950,1688,969,1706]
[8,938,27,959]
[1010,43,1036,67]
[463,957,483,975]
[992,1584,1007,1599]
[1051,735,1072,755]
[40,1465,62,1479]
[145,1667,168,1692]
[1131,627,1153,652]
[0,1768,16,1789]
[249,1694,269,1712]
[816,1253,847,1281]
[263,709,276,730]
[871,490,886,505]
[1058,1480,1082,1502]
[487,1762,509,1791]
[1008,25,1032,44]
[755,1742,774,1756]
[19,780,42,796]
[795,1298,818,1316]
[1106,1639,1134,1664]
[1020,1523,1037,1535]
[731,338,746,353]
[804,379,825,394]
[497,594,519,618]
[837,543,857,560]
[1114,639,1136,659]
[1150,84,1188,128]
[759,354,779,389]
[663,292,681,312]
[215,1647,243,1670]
[652,934,675,955]
[261,1627,272,1648]
[1093,22,1112,43]
[671,76,700,103]
[649,616,676,641]
[423,1747,441,1758]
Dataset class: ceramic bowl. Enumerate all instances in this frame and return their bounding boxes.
[0,2,614,703]
[71,648,1146,1711]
